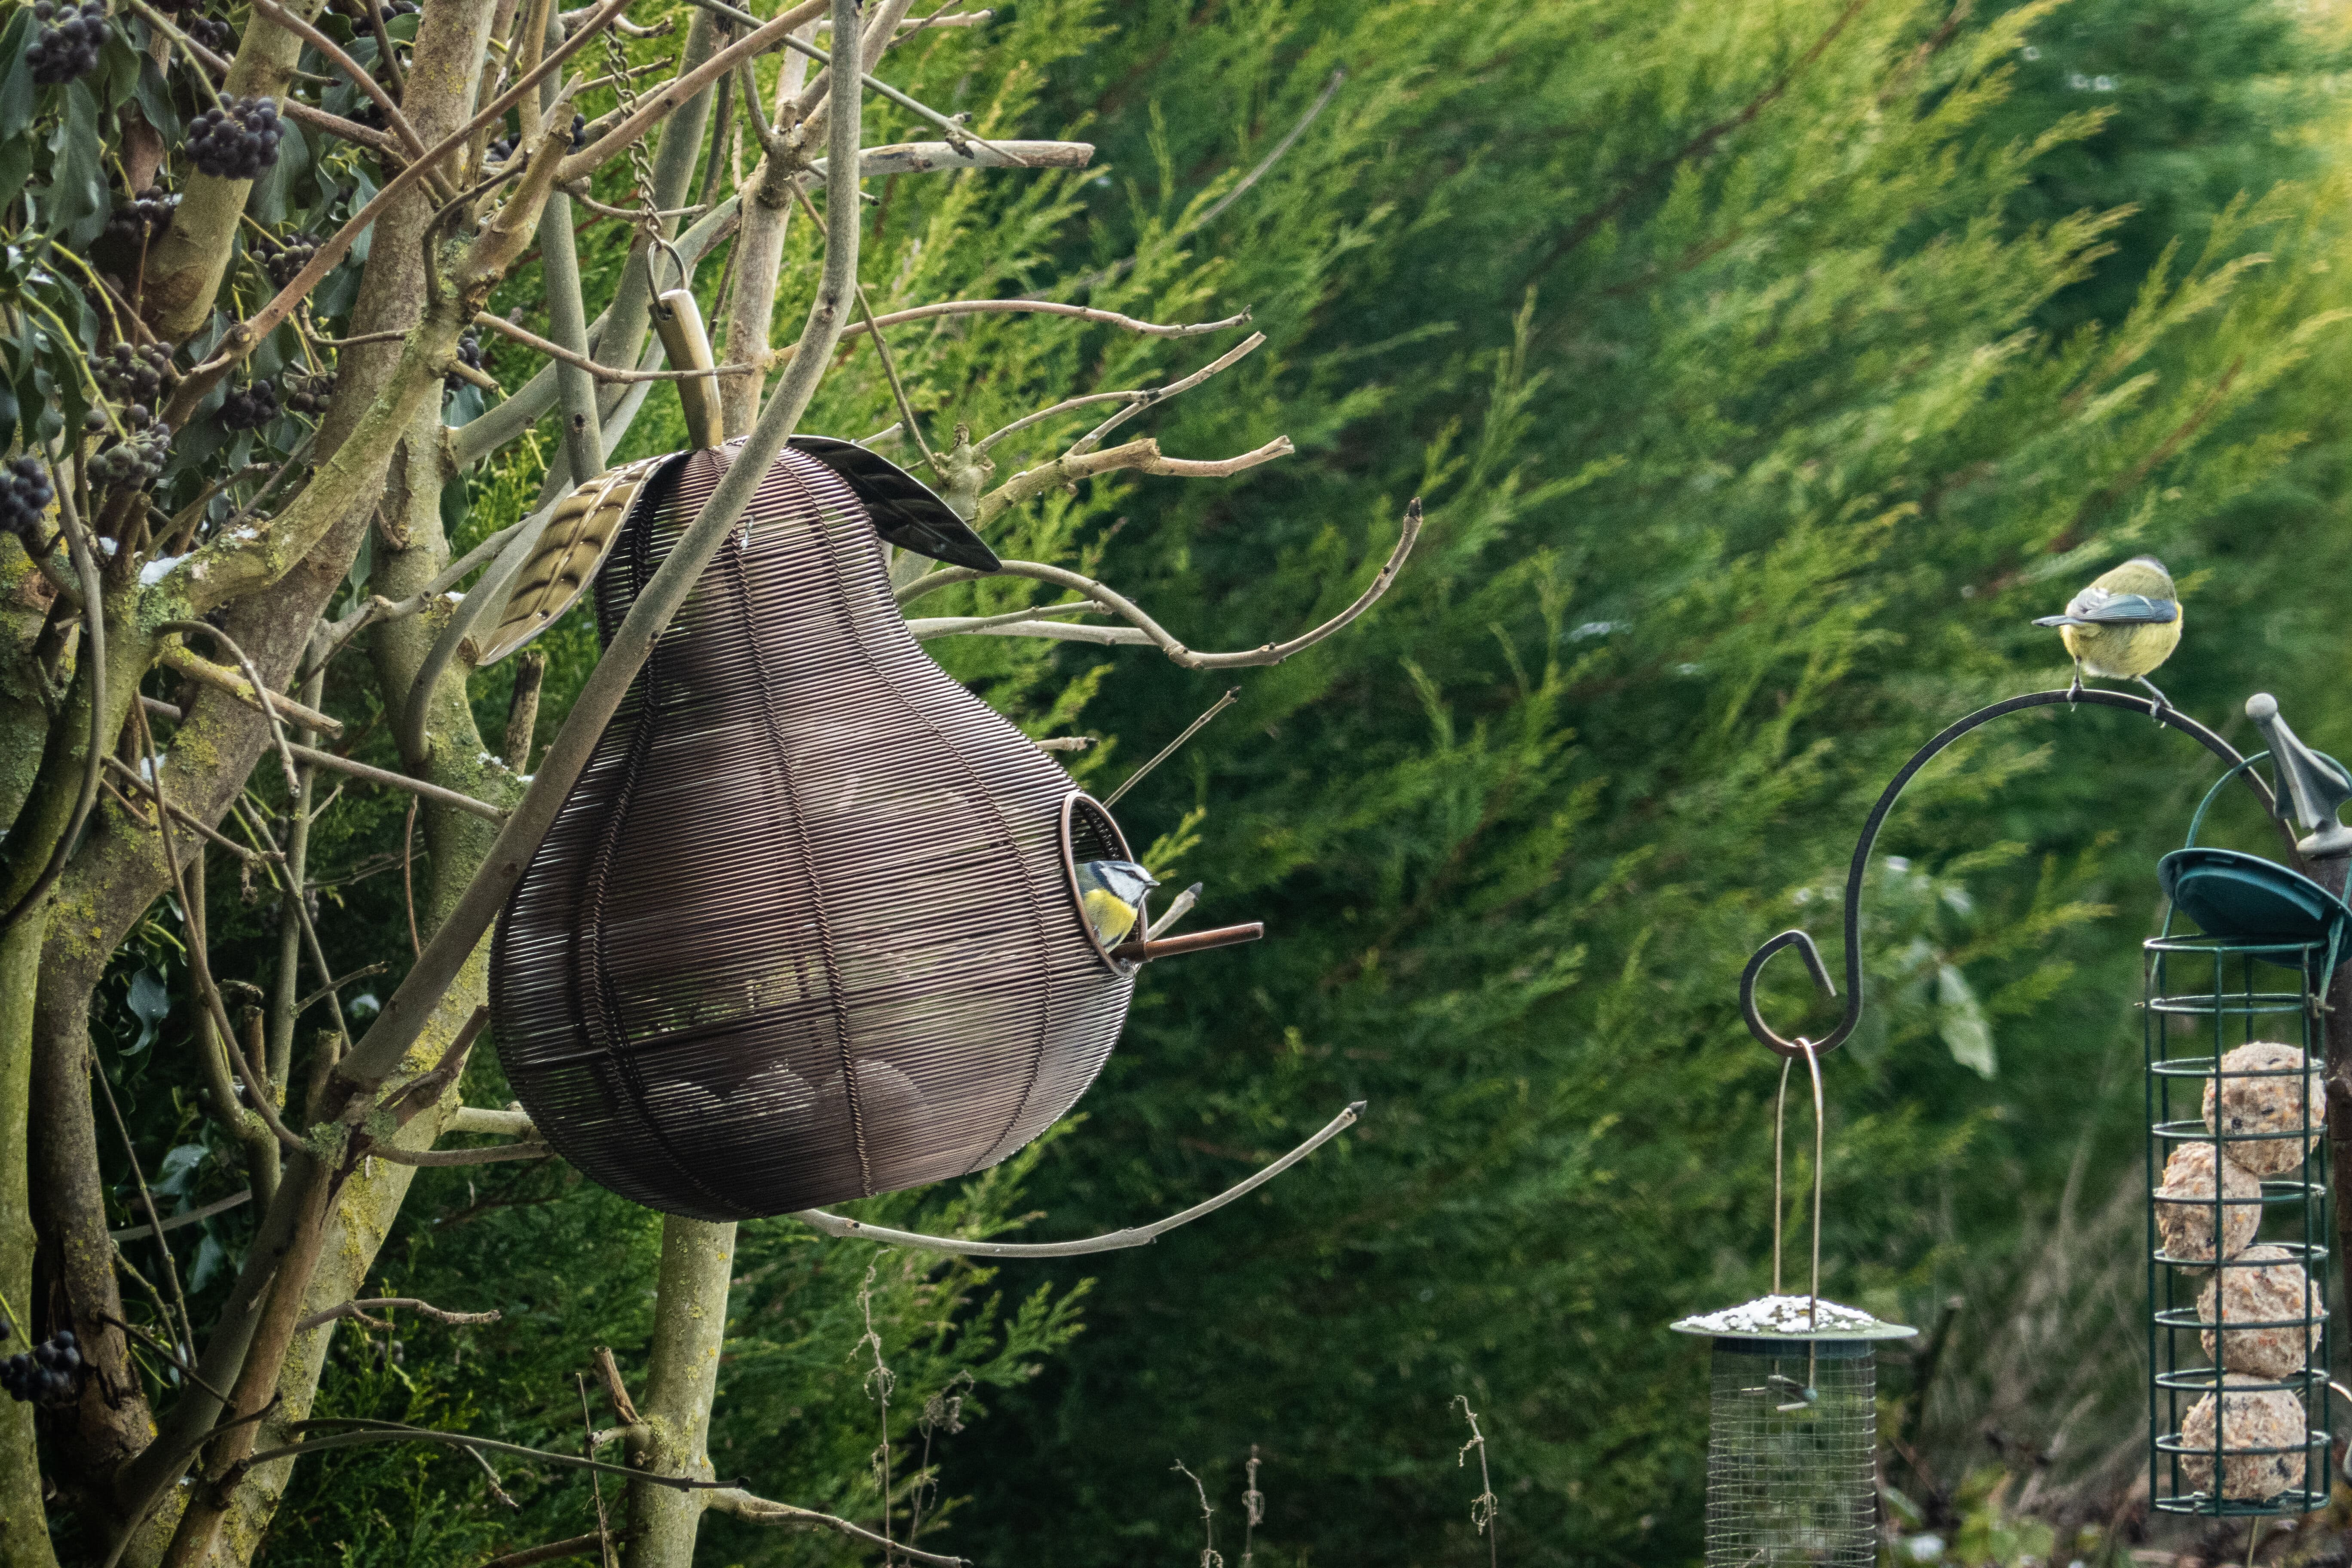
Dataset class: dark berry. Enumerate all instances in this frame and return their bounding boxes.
[183,13,232,53]
[185,95,283,180]
[26,2,107,87]
[87,424,170,490]
[104,185,178,244]
[484,133,515,164]
[282,367,335,416]
[2,1331,81,1403]
[95,341,175,407]
[254,230,318,288]
[0,456,54,539]
[569,112,585,149]
[218,379,279,432]
[444,330,484,392]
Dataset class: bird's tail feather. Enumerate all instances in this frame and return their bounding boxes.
[2032,614,2090,628]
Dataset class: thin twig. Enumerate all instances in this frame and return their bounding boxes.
[814,300,1249,356]
[402,796,422,959]
[92,1065,199,1354]
[472,310,760,382]
[705,1488,969,1568]
[478,1531,613,1568]
[1195,68,1345,231]
[296,1297,503,1333]
[897,499,1421,671]
[1105,689,1237,808]
[282,743,508,824]
[796,1102,1364,1256]
[109,1188,254,1242]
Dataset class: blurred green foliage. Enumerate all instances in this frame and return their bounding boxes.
[90,0,2352,1563]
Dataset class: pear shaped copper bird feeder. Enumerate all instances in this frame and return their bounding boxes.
[481,287,1262,1220]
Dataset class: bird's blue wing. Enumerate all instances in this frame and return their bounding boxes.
[2062,585,2179,625]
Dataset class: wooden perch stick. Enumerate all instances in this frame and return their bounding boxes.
[1111,922,1265,962]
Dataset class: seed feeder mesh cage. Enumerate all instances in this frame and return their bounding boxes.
[2146,762,2338,1517]
[1672,1046,1914,1568]
[1703,1338,1877,1568]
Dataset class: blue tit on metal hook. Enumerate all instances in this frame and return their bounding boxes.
[1075,859,1159,947]
[2030,555,2183,714]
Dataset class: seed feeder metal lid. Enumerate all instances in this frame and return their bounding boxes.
[1670,1294,1916,1342]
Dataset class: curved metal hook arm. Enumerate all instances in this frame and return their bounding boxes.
[1739,688,2269,1060]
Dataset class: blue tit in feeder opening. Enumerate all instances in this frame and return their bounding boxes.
[2030,555,2183,711]
[1076,859,1159,947]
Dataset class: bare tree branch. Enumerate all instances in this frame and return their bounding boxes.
[704,1488,971,1567]
[973,434,1293,528]
[796,1102,1364,1257]
[473,311,760,383]
[898,499,1421,670]
[295,1297,503,1333]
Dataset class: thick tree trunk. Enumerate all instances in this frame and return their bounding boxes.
[622,1220,736,1568]
[0,906,58,1568]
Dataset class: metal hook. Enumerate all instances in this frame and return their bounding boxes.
[646,235,689,301]
[1736,688,2269,1060]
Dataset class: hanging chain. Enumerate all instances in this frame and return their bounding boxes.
[599,15,666,257]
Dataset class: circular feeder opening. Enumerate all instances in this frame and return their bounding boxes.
[1061,793,1145,971]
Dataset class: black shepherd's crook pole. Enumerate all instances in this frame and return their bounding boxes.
[1738,688,2282,1060]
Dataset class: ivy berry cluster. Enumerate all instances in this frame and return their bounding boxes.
[186,95,283,180]
[0,1326,80,1405]
[105,186,178,244]
[218,379,279,432]
[255,231,318,288]
[444,330,484,392]
[282,368,335,416]
[0,456,55,541]
[88,423,170,491]
[26,2,108,87]
[95,342,176,413]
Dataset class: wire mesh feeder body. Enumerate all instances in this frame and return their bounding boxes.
[1671,1303,1913,1568]
[2145,934,2334,1516]
[489,440,1139,1220]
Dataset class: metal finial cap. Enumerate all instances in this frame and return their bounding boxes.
[2247,693,2352,858]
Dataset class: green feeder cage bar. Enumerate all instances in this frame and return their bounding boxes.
[2145,756,2341,1518]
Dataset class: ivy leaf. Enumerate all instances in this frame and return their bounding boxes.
[47,82,110,247]
[132,51,181,144]
[125,967,172,1056]
[0,9,37,142]
[1936,963,1996,1079]
[154,1142,206,1197]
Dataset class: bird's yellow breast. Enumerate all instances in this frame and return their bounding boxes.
[2060,613,2184,679]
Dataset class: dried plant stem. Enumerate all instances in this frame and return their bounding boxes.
[1172,1460,1222,1568]
[1453,1396,1498,1568]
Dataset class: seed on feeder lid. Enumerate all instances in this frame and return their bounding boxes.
[2198,1245,2321,1379]
[1667,1293,1914,1340]
[2176,1376,2308,1501]
[2154,1141,2260,1267]
[2202,1042,2323,1178]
